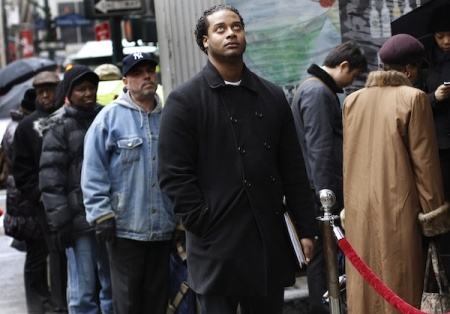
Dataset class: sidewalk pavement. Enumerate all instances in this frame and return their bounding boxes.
[0,188,28,314]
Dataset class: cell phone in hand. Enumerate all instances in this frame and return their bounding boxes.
[444,82,450,86]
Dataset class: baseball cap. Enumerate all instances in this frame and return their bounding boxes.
[122,52,158,76]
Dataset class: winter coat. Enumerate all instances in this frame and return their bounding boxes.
[291,64,344,211]
[81,92,176,241]
[12,104,56,205]
[158,61,318,296]
[2,110,41,240]
[424,44,450,150]
[343,70,446,313]
[38,103,103,233]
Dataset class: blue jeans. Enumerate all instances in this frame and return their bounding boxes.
[66,232,113,314]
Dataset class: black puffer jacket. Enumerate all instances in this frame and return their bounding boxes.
[38,103,102,234]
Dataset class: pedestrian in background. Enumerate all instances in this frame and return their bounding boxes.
[291,40,367,314]
[12,71,68,314]
[343,34,450,314]
[81,52,176,314]
[418,4,450,279]
[158,4,318,313]
[38,65,112,314]
[2,89,37,247]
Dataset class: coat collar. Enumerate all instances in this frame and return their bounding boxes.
[202,60,258,93]
[365,70,412,88]
[307,64,343,94]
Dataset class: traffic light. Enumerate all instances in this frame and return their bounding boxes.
[124,16,157,43]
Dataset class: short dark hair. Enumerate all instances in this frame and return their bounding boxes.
[194,4,245,55]
[323,41,368,72]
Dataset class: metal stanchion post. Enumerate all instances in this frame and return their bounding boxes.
[318,189,343,314]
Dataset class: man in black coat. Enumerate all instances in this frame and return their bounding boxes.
[12,71,68,314]
[158,4,318,313]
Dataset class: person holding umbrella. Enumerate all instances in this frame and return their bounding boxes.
[419,3,450,282]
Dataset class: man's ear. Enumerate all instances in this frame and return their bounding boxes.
[339,61,350,72]
[203,36,208,50]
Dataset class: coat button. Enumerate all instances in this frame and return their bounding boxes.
[238,147,246,154]
[244,180,251,187]
[229,116,238,123]
[255,111,263,118]
[127,142,132,147]
[264,142,271,150]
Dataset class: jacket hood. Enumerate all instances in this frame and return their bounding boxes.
[33,103,102,137]
[365,70,412,88]
[34,106,65,137]
[113,90,163,114]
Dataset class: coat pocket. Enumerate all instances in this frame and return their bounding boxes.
[117,137,143,164]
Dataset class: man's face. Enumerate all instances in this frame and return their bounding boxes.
[335,64,361,89]
[69,80,97,109]
[123,62,158,101]
[203,9,246,62]
[35,84,57,110]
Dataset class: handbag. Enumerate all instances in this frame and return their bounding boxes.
[420,241,450,313]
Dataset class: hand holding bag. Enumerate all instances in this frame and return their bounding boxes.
[420,241,450,313]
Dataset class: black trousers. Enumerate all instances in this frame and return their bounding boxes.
[306,236,330,314]
[24,237,51,314]
[198,288,285,314]
[437,149,450,280]
[36,203,68,314]
[106,237,171,314]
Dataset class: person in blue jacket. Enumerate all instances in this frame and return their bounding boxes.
[81,52,176,314]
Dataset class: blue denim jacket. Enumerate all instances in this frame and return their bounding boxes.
[81,92,176,241]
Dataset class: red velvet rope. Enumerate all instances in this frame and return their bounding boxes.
[337,237,443,314]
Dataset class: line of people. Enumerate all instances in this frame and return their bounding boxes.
[3,3,450,314]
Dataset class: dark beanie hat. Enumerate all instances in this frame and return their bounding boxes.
[63,65,99,98]
[428,5,450,33]
[379,34,428,68]
[20,88,36,112]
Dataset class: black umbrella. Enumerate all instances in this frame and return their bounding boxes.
[391,0,447,45]
[0,57,57,95]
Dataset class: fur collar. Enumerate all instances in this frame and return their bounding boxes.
[365,70,412,88]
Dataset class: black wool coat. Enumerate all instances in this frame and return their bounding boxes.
[158,61,318,296]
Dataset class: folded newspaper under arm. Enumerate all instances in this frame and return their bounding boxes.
[284,212,307,268]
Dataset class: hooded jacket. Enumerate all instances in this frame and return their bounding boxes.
[81,91,176,241]
[38,103,103,233]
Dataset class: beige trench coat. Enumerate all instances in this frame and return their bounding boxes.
[342,71,445,314]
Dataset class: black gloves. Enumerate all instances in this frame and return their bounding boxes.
[53,223,75,251]
[95,217,116,243]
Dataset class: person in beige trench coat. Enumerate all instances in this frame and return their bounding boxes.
[342,34,450,314]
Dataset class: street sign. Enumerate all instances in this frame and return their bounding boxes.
[55,14,94,28]
[37,40,66,51]
[95,22,111,41]
[84,0,144,18]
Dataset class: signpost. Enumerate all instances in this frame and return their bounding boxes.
[84,0,144,18]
